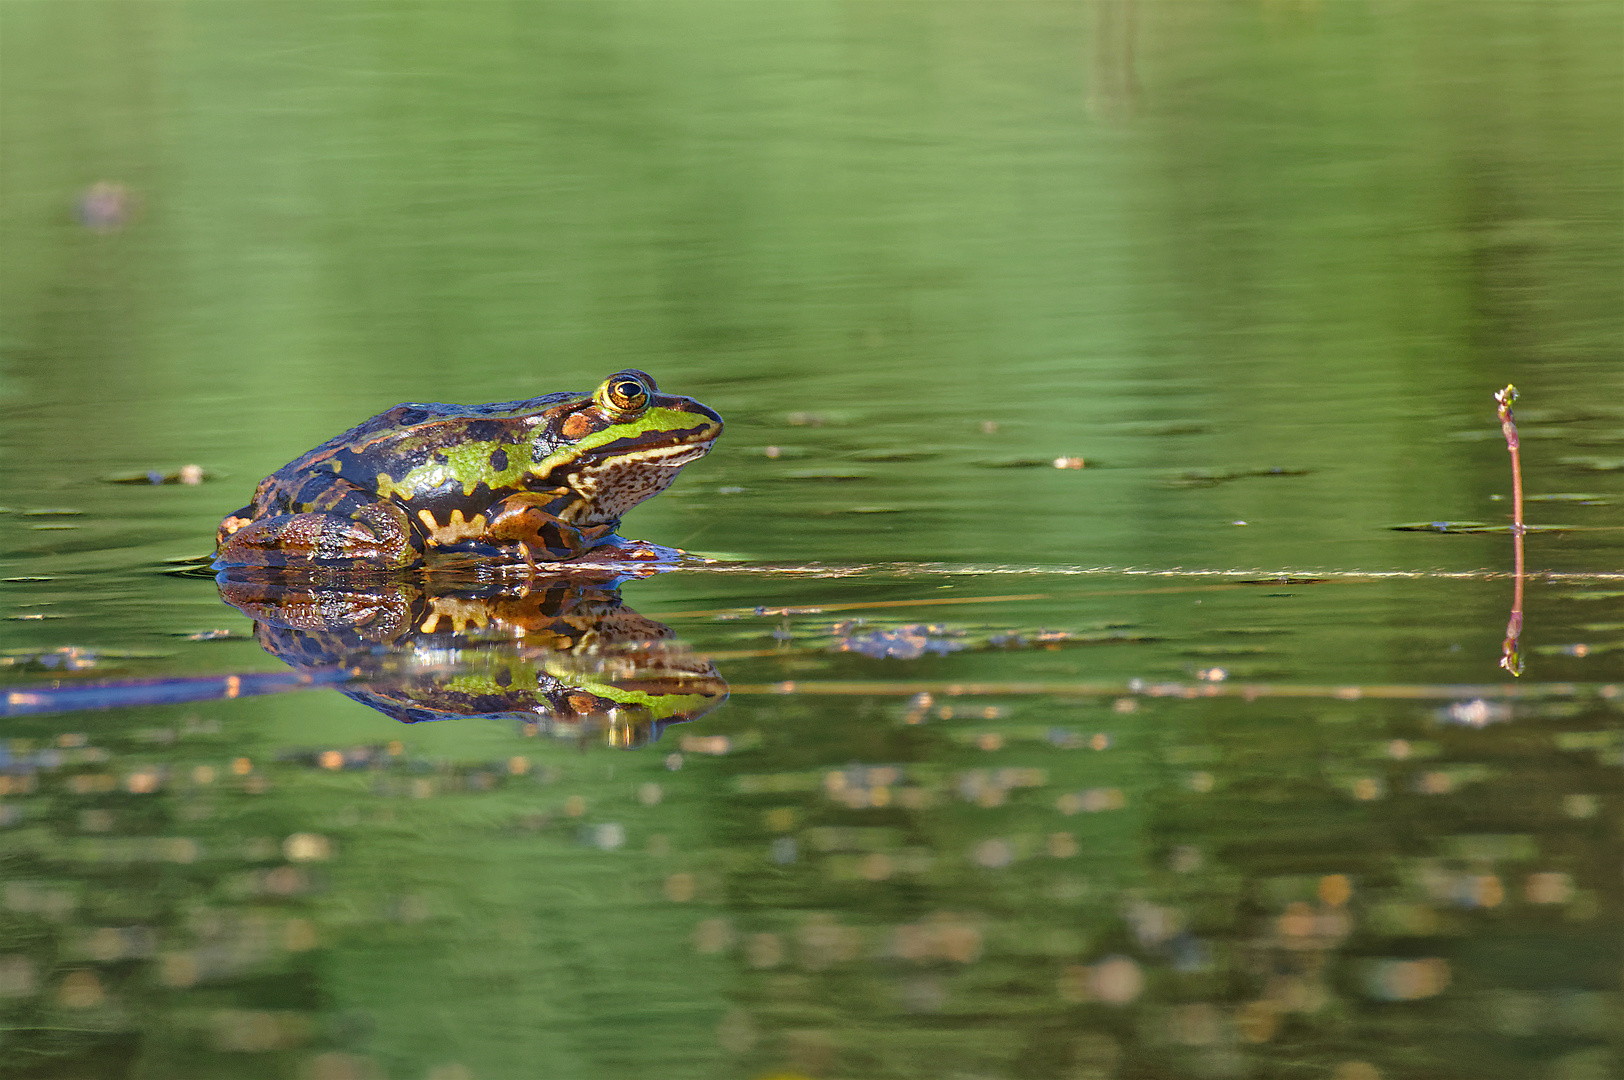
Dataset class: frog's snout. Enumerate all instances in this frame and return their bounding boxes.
[674,398,724,445]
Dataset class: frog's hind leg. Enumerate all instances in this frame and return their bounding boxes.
[483,491,617,563]
[214,492,417,569]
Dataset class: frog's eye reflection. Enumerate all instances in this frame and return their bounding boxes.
[600,376,651,415]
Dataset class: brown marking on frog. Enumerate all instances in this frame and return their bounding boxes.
[561,413,595,440]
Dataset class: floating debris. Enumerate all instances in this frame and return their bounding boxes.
[1526,493,1613,504]
[0,647,99,671]
[1389,521,1575,534]
[21,508,84,517]
[1182,645,1275,657]
[1238,576,1326,585]
[1165,467,1309,488]
[971,457,1055,469]
[849,449,940,462]
[987,628,1151,648]
[1109,421,1211,437]
[1533,641,1624,658]
[834,623,967,660]
[104,465,211,486]
[1437,698,1512,727]
[1053,456,1086,470]
[823,618,1153,658]
[76,181,139,232]
[1390,521,1491,533]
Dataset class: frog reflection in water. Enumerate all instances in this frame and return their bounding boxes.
[218,572,727,748]
[215,370,723,569]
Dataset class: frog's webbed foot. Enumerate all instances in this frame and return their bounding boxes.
[214,503,417,569]
[592,536,686,564]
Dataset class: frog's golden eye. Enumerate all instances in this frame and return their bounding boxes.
[596,371,654,417]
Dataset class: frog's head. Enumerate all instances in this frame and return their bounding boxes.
[538,369,723,525]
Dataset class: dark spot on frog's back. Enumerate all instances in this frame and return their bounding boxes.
[489,447,509,472]
[396,406,431,426]
[462,420,506,444]
[296,475,342,509]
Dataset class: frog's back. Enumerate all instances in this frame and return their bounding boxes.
[276,394,576,479]
[255,392,580,510]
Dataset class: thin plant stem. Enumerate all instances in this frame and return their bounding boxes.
[1496,385,1525,676]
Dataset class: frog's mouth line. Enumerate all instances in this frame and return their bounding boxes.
[584,431,718,469]
[570,438,717,487]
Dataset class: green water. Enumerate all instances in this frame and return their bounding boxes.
[2,3,1622,1078]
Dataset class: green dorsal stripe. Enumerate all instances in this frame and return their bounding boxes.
[372,408,708,501]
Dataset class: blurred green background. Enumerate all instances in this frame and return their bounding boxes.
[5,0,1619,575]
[2,3,1622,1079]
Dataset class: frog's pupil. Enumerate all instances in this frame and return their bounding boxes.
[616,382,643,399]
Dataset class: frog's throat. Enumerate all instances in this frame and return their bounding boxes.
[556,439,713,524]
[370,406,714,502]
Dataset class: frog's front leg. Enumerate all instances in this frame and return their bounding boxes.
[482,491,617,562]
[215,487,417,568]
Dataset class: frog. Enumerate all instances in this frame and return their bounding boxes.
[215,369,722,569]
[218,572,728,747]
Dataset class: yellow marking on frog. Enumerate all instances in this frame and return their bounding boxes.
[416,507,489,546]
[419,597,493,634]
